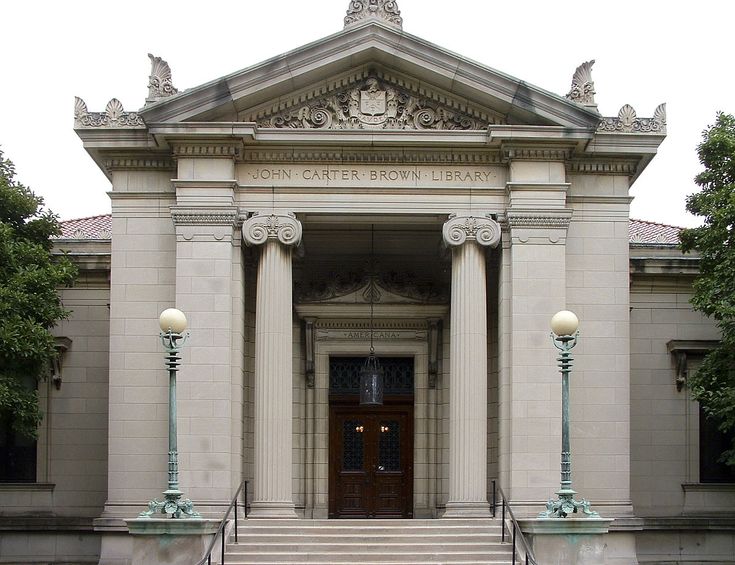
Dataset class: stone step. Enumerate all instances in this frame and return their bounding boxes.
[220,551,510,564]
[233,533,504,544]
[239,518,499,526]
[218,553,511,565]
[224,518,513,565]
[228,542,504,553]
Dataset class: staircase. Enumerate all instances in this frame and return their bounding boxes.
[223,518,514,564]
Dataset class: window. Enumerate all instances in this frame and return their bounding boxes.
[699,409,735,483]
[0,374,37,482]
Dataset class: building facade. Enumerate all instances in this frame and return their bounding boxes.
[1,2,733,564]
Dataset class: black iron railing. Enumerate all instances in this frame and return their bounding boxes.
[491,480,538,565]
[195,480,248,565]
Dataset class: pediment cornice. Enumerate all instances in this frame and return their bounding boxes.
[139,23,601,130]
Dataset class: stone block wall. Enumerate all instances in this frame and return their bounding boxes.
[630,279,720,516]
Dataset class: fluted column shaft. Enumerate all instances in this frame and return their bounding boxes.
[442,214,500,518]
[243,213,301,518]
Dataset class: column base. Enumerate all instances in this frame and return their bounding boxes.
[248,501,299,518]
[443,501,492,518]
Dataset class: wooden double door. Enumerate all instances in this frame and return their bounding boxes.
[329,403,413,518]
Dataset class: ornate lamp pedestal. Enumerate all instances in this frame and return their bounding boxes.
[138,309,200,519]
[539,311,600,519]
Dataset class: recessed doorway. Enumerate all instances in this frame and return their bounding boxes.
[328,357,414,518]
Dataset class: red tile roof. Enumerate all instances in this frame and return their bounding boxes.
[57,214,112,239]
[629,219,682,246]
[58,214,683,245]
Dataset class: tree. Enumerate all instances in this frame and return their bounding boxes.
[680,112,735,465]
[0,148,77,440]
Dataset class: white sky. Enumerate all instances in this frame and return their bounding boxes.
[1,0,732,227]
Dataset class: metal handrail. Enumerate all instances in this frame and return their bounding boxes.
[491,480,538,565]
[195,480,248,565]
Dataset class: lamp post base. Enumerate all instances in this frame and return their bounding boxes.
[538,488,600,519]
[138,489,201,519]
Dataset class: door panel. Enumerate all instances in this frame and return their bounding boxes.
[329,407,413,518]
[335,418,369,517]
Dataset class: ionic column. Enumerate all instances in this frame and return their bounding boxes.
[442,214,501,518]
[243,212,302,518]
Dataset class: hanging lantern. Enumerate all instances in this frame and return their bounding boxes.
[360,224,384,406]
[360,351,384,406]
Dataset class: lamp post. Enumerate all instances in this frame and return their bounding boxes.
[539,310,599,519]
[139,308,200,519]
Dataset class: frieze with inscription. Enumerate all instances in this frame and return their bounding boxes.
[237,164,504,188]
[256,76,494,131]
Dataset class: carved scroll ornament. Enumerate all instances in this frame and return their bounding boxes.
[598,103,666,134]
[442,215,501,248]
[258,76,488,131]
[344,0,402,29]
[566,60,596,106]
[147,53,178,102]
[74,97,145,128]
[242,212,302,247]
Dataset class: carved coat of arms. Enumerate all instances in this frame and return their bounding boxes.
[360,79,386,116]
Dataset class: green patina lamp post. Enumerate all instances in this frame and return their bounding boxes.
[539,310,600,519]
[139,308,200,519]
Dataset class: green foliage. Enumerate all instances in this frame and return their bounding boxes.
[0,148,77,439]
[681,113,735,465]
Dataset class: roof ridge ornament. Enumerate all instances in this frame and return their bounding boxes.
[566,60,597,109]
[146,53,178,105]
[344,0,403,29]
[73,97,145,128]
[598,103,667,134]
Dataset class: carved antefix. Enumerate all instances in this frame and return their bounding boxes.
[344,0,403,29]
[257,76,489,131]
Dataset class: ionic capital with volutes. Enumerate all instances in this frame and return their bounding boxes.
[242,212,302,248]
[442,214,501,248]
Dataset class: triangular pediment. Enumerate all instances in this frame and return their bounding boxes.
[245,68,505,131]
[140,21,600,130]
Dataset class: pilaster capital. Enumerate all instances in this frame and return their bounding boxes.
[505,211,573,230]
[170,206,239,226]
[442,214,501,248]
[242,212,302,248]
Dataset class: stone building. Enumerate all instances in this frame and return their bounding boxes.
[1,1,733,564]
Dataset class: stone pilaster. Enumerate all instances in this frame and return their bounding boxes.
[243,212,302,518]
[498,157,573,514]
[171,205,241,507]
[442,214,501,518]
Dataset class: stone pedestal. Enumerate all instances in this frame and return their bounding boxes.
[442,214,500,518]
[242,212,302,518]
[126,519,219,565]
[520,518,614,565]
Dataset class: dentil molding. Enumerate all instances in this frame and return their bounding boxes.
[242,148,502,164]
[171,143,241,159]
